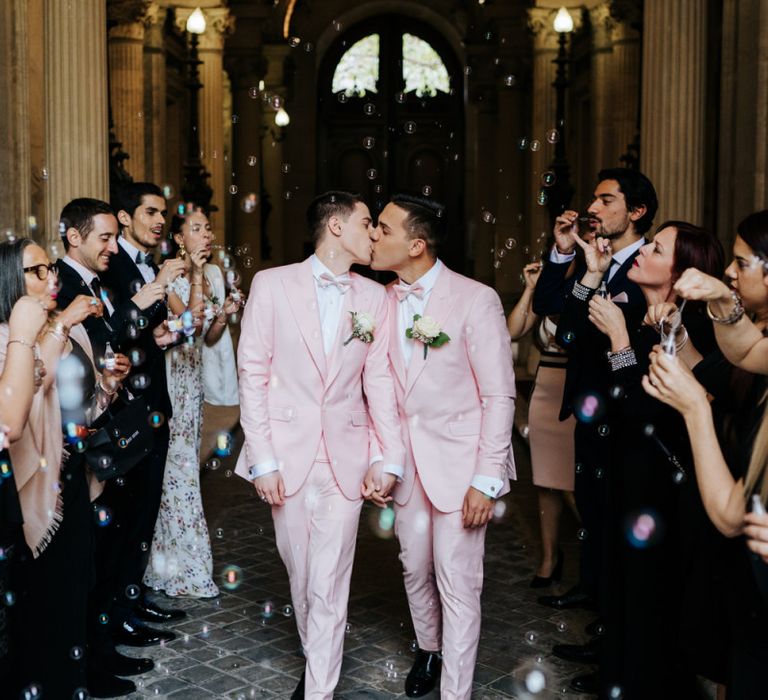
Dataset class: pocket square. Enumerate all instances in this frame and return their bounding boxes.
[609,292,629,304]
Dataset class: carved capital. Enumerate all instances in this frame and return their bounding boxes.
[174,6,234,50]
[107,0,151,26]
[590,2,616,49]
[527,7,583,50]
[108,20,146,42]
[143,2,167,27]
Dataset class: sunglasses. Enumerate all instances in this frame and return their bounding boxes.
[23,263,58,281]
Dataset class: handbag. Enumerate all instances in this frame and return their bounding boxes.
[84,395,156,481]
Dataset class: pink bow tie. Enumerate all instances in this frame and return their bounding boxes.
[394,281,425,302]
[317,271,352,293]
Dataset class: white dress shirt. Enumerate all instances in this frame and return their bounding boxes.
[62,255,116,316]
[201,263,239,406]
[118,237,156,284]
[549,236,645,283]
[395,259,502,499]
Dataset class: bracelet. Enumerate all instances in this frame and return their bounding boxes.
[51,320,70,335]
[606,346,637,371]
[706,290,744,325]
[8,338,36,351]
[98,380,118,396]
[572,281,597,302]
[675,327,689,352]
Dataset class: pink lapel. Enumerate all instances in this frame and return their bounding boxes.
[281,258,326,378]
[405,265,458,397]
[325,275,361,390]
[387,285,407,389]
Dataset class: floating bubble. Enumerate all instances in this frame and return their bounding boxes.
[73,688,88,700]
[130,374,150,391]
[261,601,274,618]
[672,470,686,485]
[504,75,516,87]
[505,238,517,250]
[303,42,314,53]
[464,66,472,76]
[577,528,588,540]
[541,171,556,187]
[284,191,293,200]
[369,506,396,539]
[404,121,417,134]
[546,128,560,144]
[337,92,348,104]
[482,210,496,224]
[4,590,15,606]
[597,424,610,437]
[625,511,660,549]
[125,584,141,600]
[270,95,283,110]
[94,507,112,527]
[395,91,407,104]
[574,393,605,424]
[241,193,258,213]
[525,630,538,644]
[248,86,259,99]
[332,19,342,31]
[556,621,568,633]
[525,668,547,694]
[282,605,294,617]
[229,185,239,195]
[562,330,575,344]
[215,432,233,457]
[366,168,378,180]
[148,411,165,429]
[206,458,222,471]
[530,139,541,151]
[422,185,432,196]
[288,36,301,48]
[363,136,375,149]
[537,190,549,206]
[246,155,257,167]
[242,256,254,269]
[98,613,109,625]
[215,528,224,539]
[70,646,84,661]
[22,684,42,700]
[363,103,376,116]
[517,137,529,150]
[281,163,291,174]
[220,564,243,591]
[609,384,625,400]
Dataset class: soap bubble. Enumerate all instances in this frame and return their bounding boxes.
[625,510,661,549]
[220,565,243,591]
[530,139,541,151]
[541,171,556,187]
[546,128,560,144]
[363,103,376,116]
[366,168,378,180]
[505,238,517,250]
[404,121,417,134]
[574,393,604,424]
[288,36,301,48]
[504,75,516,87]
[363,136,375,149]
[229,185,239,195]
[422,185,432,196]
[537,190,549,206]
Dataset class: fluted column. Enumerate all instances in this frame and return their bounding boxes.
[143,4,167,187]
[175,7,233,233]
[109,21,146,180]
[590,4,615,169]
[44,0,109,241]
[640,0,708,224]
[611,21,641,164]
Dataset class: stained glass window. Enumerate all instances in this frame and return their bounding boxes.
[332,34,380,97]
[402,33,450,97]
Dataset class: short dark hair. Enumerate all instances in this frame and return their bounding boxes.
[111,182,165,220]
[59,198,114,251]
[0,238,35,323]
[658,220,725,281]
[597,168,658,235]
[306,191,365,244]
[736,210,768,261]
[390,193,446,257]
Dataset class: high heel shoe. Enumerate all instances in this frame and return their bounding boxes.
[529,550,564,588]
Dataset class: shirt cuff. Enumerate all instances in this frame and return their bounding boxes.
[471,474,504,498]
[549,246,576,264]
[369,454,383,467]
[381,463,405,481]
[248,459,279,479]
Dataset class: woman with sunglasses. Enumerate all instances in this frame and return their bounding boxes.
[0,238,129,697]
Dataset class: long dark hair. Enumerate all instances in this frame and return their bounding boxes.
[0,238,35,323]
[657,220,725,281]
[736,210,768,261]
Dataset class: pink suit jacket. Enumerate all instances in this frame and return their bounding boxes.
[234,258,405,500]
[388,265,516,513]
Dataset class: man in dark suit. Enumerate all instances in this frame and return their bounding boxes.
[56,197,182,696]
[532,168,658,694]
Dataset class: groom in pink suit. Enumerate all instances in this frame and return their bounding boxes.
[370,194,516,699]
[235,191,405,699]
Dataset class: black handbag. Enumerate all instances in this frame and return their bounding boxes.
[84,395,156,481]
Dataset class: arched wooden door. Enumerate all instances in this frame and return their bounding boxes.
[317,16,466,273]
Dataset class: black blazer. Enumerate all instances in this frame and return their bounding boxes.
[99,244,172,420]
[539,249,647,420]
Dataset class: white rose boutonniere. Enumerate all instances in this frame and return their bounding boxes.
[344,311,375,345]
[406,314,450,359]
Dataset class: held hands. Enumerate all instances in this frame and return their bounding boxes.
[462,486,493,528]
[8,295,49,343]
[744,511,768,564]
[588,295,628,348]
[154,258,186,288]
[553,210,580,255]
[254,471,286,506]
[641,347,708,416]
[522,262,543,290]
[59,294,104,327]
[361,465,397,508]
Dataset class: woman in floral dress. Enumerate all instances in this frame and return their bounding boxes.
[144,208,242,598]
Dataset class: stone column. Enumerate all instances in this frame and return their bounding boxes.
[640,0,708,224]
[589,3,615,169]
[175,6,234,234]
[611,20,641,165]
[109,20,146,180]
[143,4,167,187]
[44,0,109,241]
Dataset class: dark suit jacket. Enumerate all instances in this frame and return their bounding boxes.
[533,247,647,420]
[99,244,172,420]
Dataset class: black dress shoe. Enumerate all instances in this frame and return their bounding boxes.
[552,638,600,664]
[405,649,442,697]
[530,550,564,588]
[291,670,305,699]
[88,667,136,698]
[102,650,155,676]
[584,619,606,637]
[135,598,186,623]
[570,671,599,695]
[537,584,596,610]
[112,619,176,647]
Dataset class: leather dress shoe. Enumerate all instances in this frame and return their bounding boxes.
[291,670,305,700]
[584,619,606,637]
[552,638,600,664]
[530,550,564,588]
[112,619,176,647]
[102,650,155,676]
[88,666,136,698]
[405,649,442,697]
[135,598,186,623]
[537,584,596,610]
[570,671,599,695]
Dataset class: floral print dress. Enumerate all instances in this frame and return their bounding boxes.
[144,275,219,598]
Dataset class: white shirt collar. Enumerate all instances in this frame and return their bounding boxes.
[612,237,645,267]
[62,255,98,286]
[400,258,443,294]
[118,236,146,264]
[310,254,349,280]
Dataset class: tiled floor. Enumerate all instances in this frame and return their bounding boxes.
[120,428,599,699]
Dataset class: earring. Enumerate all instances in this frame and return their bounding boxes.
[178,243,186,259]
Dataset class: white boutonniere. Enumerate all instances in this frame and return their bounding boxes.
[406,314,450,359]
[344,311,375,345]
